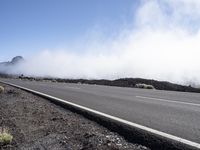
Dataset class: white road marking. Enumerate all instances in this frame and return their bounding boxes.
[136,96,200,107]
[64,86,80,90]
[1,80,200,149]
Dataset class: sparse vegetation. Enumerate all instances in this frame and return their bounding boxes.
[135,83,155,89]
[0,127,13,145]
[0,85,4,94]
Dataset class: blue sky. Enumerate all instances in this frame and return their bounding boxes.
[1,0,200,84]
[0,0,140,61]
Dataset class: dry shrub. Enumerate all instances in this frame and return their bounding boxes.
[135,83,155,89]
[0,86,4,94]
[0,127,13,145]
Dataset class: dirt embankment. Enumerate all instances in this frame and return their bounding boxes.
[0,84,149,150]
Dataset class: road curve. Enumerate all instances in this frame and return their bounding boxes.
[1,78,200,144]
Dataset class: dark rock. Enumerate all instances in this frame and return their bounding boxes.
[10,56,24,64]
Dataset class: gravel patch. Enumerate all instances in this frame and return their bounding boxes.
[0,84,150,150]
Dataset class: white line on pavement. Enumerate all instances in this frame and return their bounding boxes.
[1,80,200,149]
[136,96,200,107]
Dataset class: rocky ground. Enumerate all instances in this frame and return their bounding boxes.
[0,84,150,150]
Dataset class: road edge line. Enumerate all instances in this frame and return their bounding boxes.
[1,80,200,150]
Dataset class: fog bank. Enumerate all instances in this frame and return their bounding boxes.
[6,0,200,86]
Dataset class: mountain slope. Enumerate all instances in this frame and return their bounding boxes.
[0,56,24,74]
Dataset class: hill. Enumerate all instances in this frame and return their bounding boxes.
[19,77,200,93]
[0,56,24,75]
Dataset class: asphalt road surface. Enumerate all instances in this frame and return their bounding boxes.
[1,78,200,144]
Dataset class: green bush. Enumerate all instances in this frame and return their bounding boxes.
[135,83,155,89]
[0,86,4,94]
[0,128,13,145]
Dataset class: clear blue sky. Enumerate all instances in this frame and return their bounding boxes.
[0,0,140,61]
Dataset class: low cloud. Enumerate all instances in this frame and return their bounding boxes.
[6,0,200,85]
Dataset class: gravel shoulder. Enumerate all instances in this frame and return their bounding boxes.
[0,83,150,150]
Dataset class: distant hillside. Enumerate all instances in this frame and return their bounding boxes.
[18,76,200,93]
[0,56,24,66]
[0,56,24,74]
[0,56,200,93]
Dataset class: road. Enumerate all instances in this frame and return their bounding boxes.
[1,78,200,144]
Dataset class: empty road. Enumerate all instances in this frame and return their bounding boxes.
[1,78,200,144]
